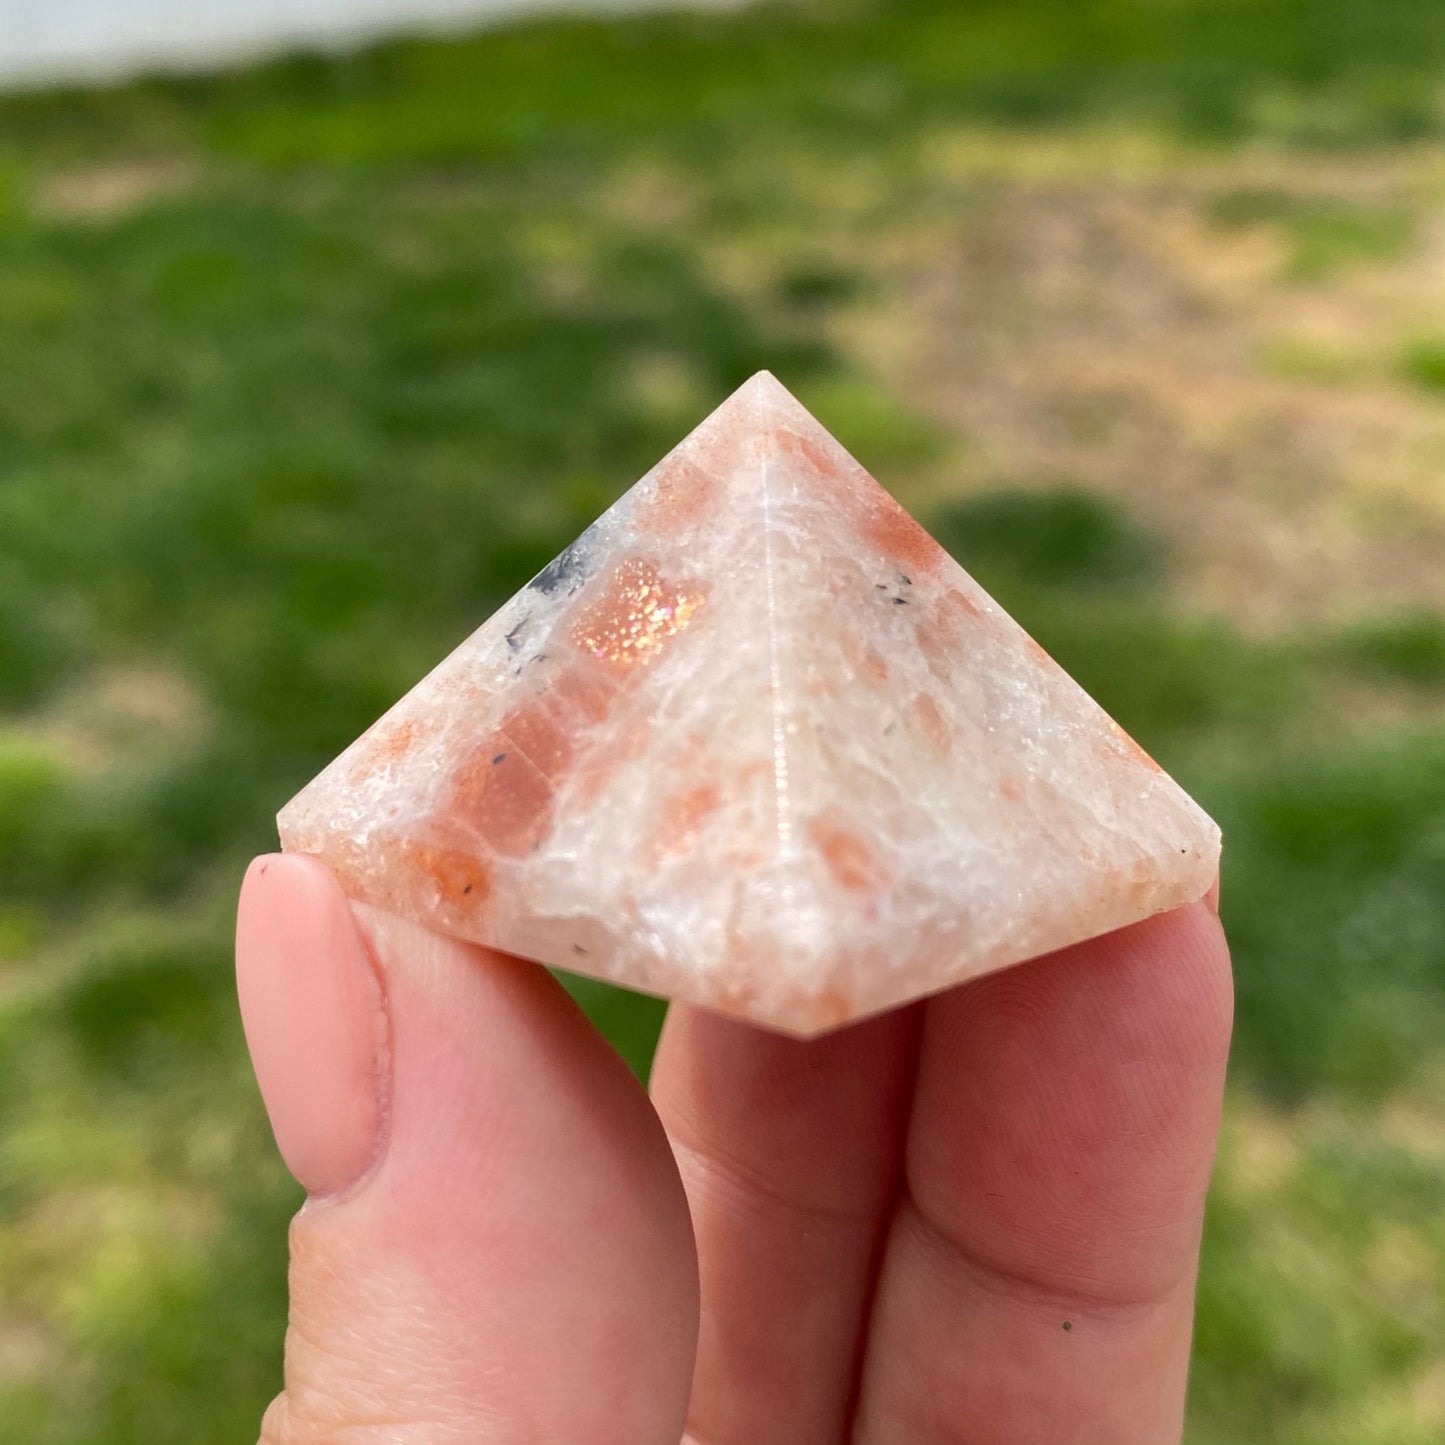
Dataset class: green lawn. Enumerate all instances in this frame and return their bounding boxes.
[1,2,1443,1441]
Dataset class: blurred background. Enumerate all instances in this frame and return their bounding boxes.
[0,0,1443,1440]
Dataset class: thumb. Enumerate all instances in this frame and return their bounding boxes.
[235,854,697,1445]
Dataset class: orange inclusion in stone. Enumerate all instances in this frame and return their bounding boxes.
[914,588,986,680]
[546,666,620,727]
[1101,720,1165,774]
[652,780,723,859]
[353,717,422,782]
[640,456,719,536]
[775,425,834,477]
[404,839,492,909]
[570,558,707,669]
[859,492,941,576]
[808,814,884,894]
[1025,635,1057,670]
[909,692,952,757]
[447,715,563,857]
[498,702,573,780]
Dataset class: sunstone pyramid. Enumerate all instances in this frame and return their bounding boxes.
[279,372,1220,1036]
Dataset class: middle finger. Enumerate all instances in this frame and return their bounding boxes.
[650,1002,920,1445]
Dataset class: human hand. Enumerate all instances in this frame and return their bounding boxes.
[236,852,1230,1444]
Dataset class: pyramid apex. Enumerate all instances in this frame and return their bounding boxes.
[727,368,805,416]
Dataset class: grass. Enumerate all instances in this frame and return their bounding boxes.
[1401,336,1445,392]
[0,2,1442,1442]
[1333,614,1445,686]
[1207,188,1416,281]
[931,486,1161,590]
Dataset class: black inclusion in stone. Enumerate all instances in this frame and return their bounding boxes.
[528,538,592,598]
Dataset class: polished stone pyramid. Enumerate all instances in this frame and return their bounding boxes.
[278,372,1220,1035]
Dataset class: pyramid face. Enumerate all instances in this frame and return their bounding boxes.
[278,372,1220,1036]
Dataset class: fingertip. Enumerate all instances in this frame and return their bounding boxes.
[907,897,1234,1309]
[236,853,388,1198]
[1128,896,1235,1070]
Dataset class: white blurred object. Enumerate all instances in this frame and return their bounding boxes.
[0,0,744,85]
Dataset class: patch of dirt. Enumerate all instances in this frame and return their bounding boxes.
[34,157,199,221]
[0,1321,53,1384]
[839,138,1445,629]
[16,663,211,777]
[1411,1361,1445,1429]
[1220,1098,1301,1197]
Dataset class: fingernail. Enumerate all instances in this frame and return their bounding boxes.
[236,854,389,1197]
